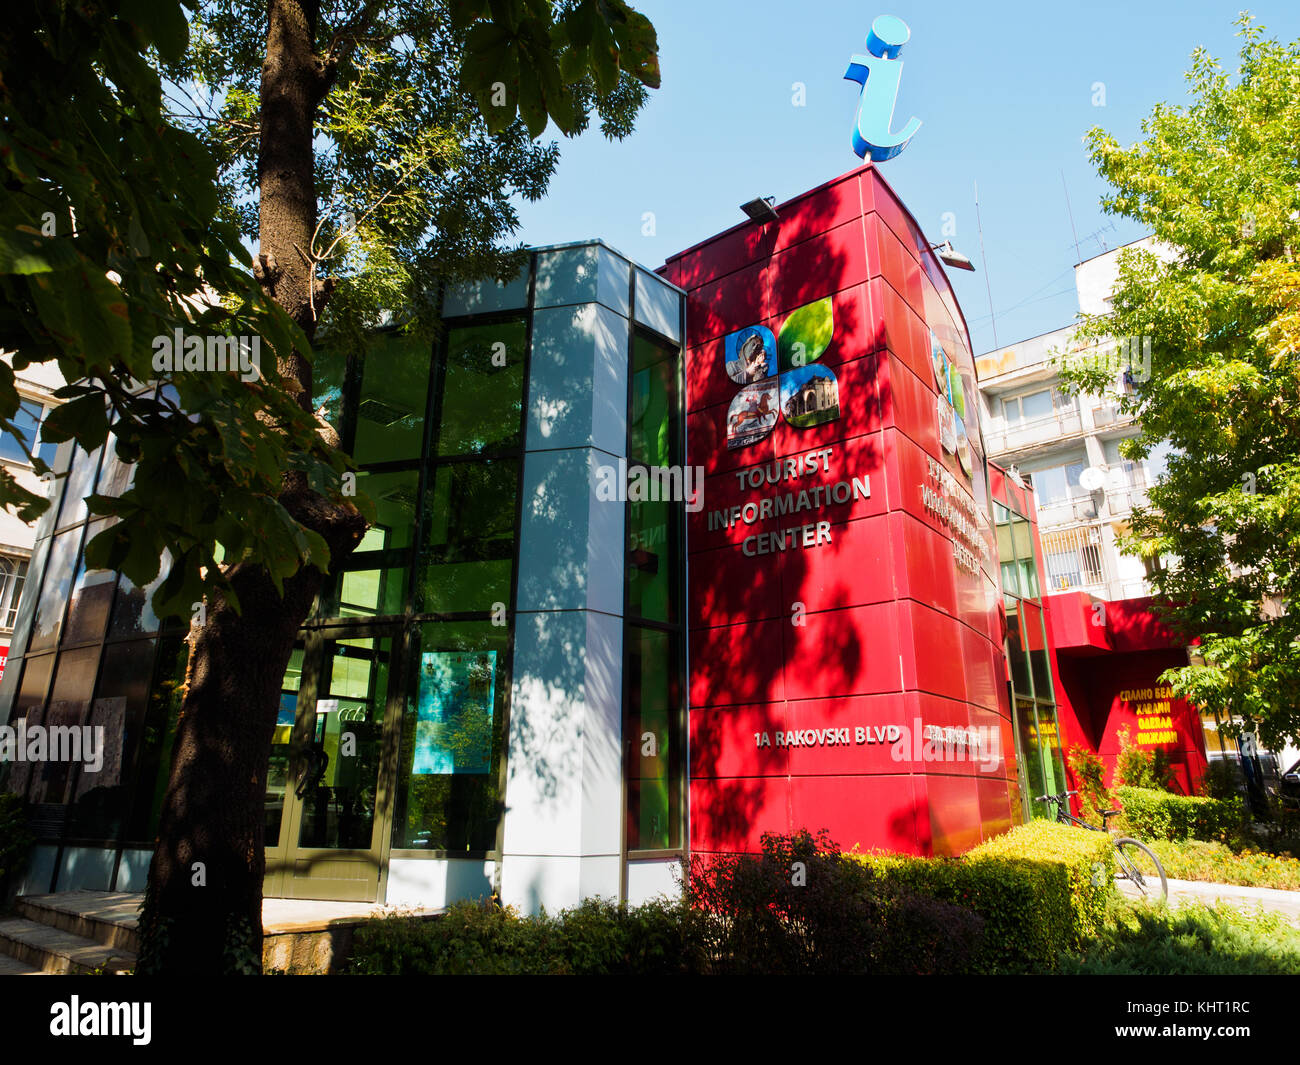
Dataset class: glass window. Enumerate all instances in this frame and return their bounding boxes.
[29,530,81,652]
[26,645,100,806]
[311,344,348,437]
[1015,699,1046,812]
[1019,390,1053,422]
[0,556,27,630]
[392,620,509,852]
[3,653,53,801]
[316,469,419,620]
[352,332,432,464]
[418,460,517,615]
[62,523,117,647]
[1004,599,1032,696]
[628,335,682,625]
[435,321,527,457]
[108,550,170,640]
[96,430,134,502]
[296,637,393,851]
[123,635,188,844]
[323,565,409,619]
[626,626,681,850]
[1029,466,1066,505]
[0,399,54,466]
[356,469,418,553]
[67,638,156,840]
[266,645,304,845]
[1012,516,1039,598]
[56,444,103,530]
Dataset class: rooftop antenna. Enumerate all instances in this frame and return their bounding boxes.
[1074,221,1117,258]
[974,179,998,349]
[1061,169,1082,266]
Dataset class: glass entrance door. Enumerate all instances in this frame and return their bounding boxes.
[265,628,401,901]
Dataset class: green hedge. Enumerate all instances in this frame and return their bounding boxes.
[1116,786,1245,842]
[852,820,1115,973]
[349,897,699,975]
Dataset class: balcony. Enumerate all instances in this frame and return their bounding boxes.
[984,408,1085,458]
[1037,519,1156,601]
[1103,462,1150,518]
[1090,400,1136,430]
[1036,493,1099,527]
[1040,522,1107,596]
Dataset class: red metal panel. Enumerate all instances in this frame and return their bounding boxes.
[676,165,1016,857]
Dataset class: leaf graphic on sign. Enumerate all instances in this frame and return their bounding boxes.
[777,297,834,373]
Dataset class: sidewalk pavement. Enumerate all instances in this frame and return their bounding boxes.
[1118,876,1300,921]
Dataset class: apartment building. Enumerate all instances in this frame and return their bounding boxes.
[974,238,1176,602]
[0,357,64,677]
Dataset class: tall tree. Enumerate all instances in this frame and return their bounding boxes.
[0,0,658,973]
[1059,15,1300,753]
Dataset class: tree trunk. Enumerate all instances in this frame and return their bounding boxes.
[136,0,365,974]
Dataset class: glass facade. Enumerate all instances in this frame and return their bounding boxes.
[0,242,688,905]
[995,500,1068,819]
[624,330,686,853]
[0,390,189,863]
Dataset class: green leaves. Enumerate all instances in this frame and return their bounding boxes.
[457,0,659,138]
[119,0,191,63]
[1063,16,1300,748]
[777,297,834,373]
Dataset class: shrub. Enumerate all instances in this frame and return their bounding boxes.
[1060,902,1300,975]
[1116,785,1246,842]
[1200,758,1244,801]
[1067,744,1113,824]
[348,897,700,975]
[682,829,982,975]
[0,792,33,897]
[853,820,1115,973]
[1115,727,1176,791]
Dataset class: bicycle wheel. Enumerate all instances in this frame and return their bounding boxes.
[1113,837,1168,904]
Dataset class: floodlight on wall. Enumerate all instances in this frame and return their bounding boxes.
[741,196,779,224]
[929,240,976,272]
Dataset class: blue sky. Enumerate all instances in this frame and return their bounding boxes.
[516,1,1300,355]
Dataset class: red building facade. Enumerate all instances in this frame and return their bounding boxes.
[1045,592,1208,794]
[663,164,1022,858]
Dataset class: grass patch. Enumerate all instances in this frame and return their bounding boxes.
[1146,838,1300,890]
[1060,900,1300,975]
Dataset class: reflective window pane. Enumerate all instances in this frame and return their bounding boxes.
[311,345,348,436]
[356,469,418,553]
[56,444,103,529]
[296,638,392,851]
[62,523,117,647]
[2,653,54,799]
[436,321,526,457]
[418,461,517,614]
[0,399,54,466]
[323,565,409,619]
[68,638,156,839]
[108,550,171,640]
[30,530,81,652]
[124,635,188,844]
[266,645,304,845]
[352,333,431,464]
[392,621,508,851]
[26,645,99,806]
[625,626,680,850]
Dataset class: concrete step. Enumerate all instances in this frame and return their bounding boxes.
[14,891,141,954]
[0,917,135,975]
[0,952,50,975]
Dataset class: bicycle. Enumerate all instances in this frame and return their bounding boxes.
[1035,790,1168,904]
